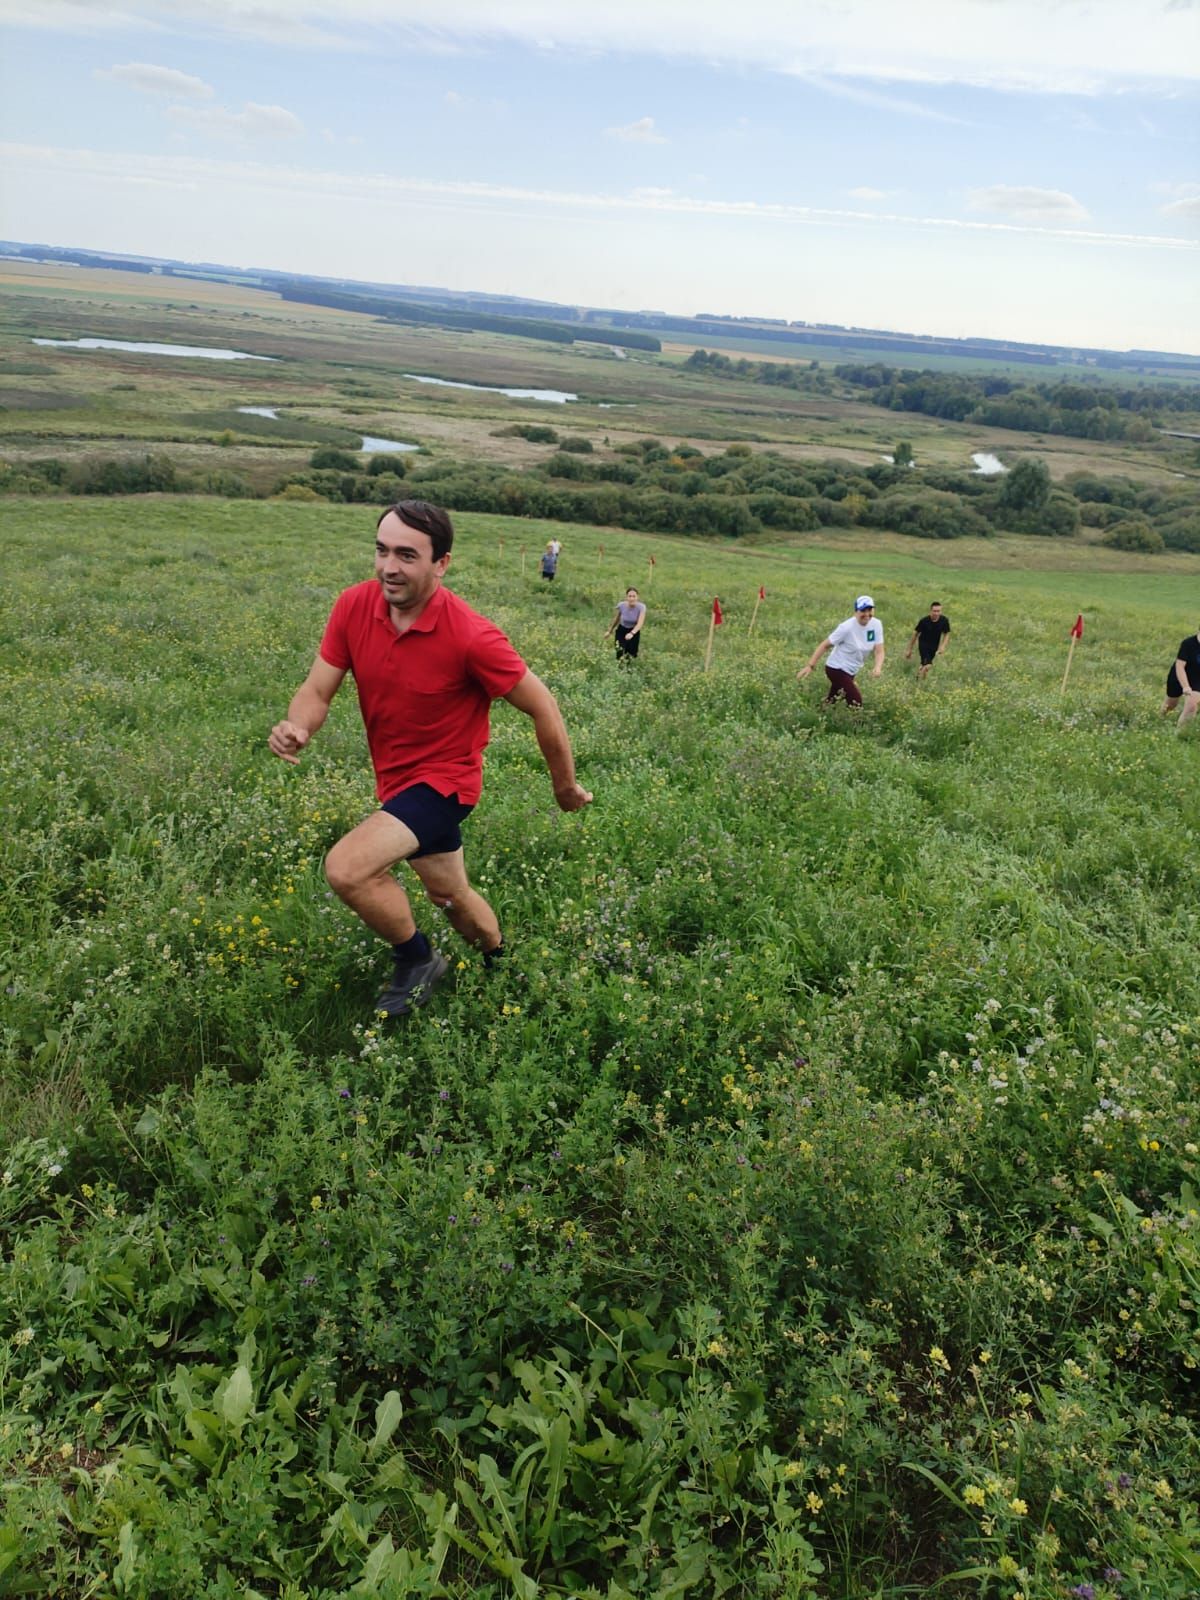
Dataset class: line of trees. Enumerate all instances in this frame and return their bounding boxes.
[833,363,1200,441]
[5,440,1197,550]
[273,282,661,351]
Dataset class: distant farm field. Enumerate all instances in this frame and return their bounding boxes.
[2,492,1198,1597]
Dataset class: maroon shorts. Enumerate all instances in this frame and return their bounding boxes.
[824,665,862,706]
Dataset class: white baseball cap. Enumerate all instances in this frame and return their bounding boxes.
[854,595,875,611]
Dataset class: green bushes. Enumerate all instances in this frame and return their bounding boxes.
[1103,519,1165,552]
[868,487,994,540]
[309,446,363,471]
[491,423,559,444]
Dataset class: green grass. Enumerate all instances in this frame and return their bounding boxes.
[2,495,1199,1598]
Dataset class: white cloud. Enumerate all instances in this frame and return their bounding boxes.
[967,184,1090,223]
[7,143,1194,255]
[1163,195,1200,222]
[789,72,965,123]
[605,116,666,144]
[98,62,213,98]
[7,2,1199,93]
[848,187,887,202]
[166,101,304,140]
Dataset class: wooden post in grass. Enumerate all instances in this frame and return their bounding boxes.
[704,596,723,672]
[521,545,526,576]
[598,543,605,565]
[748,585,765,635]
[647,552,656,586]
[1060,613,1084,694]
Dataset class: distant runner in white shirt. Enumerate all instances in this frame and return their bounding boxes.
[797,595,885,707]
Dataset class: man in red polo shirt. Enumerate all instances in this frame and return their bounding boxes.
[269,500,591,1015]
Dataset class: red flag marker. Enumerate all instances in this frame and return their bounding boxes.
[705,597,723,671]
[1061,613,1084,694]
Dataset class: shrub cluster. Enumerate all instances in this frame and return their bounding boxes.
[1067,470,1200,552]
[0,453,256,499]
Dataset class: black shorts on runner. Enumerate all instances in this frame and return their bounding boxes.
[919,649,938,667]
[381,783,474,858]
[1166,669,1192,699]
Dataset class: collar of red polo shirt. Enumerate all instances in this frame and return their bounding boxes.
[374,582,447,633]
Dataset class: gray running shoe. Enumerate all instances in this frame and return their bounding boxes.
[375,951,450,1017]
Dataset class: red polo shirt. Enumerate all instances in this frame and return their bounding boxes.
[319,581,527,806]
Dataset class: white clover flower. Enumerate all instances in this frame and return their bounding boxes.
[13,1327,34,1347]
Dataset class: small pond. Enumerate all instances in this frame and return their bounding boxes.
[403,372,578,404]
[33,338,275,361]
[235,408,417,453]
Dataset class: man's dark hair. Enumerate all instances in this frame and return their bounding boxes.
[377,500,454,560]
[930,600,942,608]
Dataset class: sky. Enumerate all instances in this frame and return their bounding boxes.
[0,1,1197,353]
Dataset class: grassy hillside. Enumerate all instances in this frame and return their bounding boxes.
[2,496,1198,1598]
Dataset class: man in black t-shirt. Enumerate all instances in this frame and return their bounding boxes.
[906,602,951,679]
[1161,632,1200,731]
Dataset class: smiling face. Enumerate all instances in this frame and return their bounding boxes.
[626,588,639,603]
[374,509,450,615]
[855,605,874,625]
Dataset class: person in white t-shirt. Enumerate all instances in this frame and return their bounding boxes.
[797,595,885,707]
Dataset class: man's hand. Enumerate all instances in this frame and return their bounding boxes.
[269,720,311,765]
[554,782,593,812]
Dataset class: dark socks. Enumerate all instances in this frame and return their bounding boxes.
[392,930,431,970]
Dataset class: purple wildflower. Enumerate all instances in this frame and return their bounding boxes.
[438,1089,449,1101]
[1103,1570,1123,1585]
[338,1087,351,1100]
[301,1275,316,1287]
[1117,1473,1133,1489]
[1070,1586,1095,1600]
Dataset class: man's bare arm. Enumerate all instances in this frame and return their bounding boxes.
[502,670,592,810]
[269,655,347,764]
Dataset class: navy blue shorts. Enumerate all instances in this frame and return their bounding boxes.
[381,783,474,858]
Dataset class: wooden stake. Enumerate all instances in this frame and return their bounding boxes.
[704,610,717,673]
[748,592,763,635]
[1060,633,1078,695]
[521,546,526,576]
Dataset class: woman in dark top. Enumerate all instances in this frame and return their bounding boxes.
[1161,631,1200,731]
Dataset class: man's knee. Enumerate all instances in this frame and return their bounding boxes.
[324,839,389,899]
[323,842,358,898]
[419,874,465,911]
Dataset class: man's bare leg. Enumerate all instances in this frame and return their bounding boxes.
[324,812,422,941]
[410,849,502,953]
